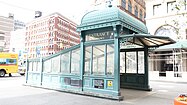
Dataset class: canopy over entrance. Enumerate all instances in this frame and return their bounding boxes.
[120,34,175,48]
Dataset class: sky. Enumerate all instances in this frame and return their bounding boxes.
[0,0,94,24]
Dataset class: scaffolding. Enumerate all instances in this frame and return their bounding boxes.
[149,48,187,78]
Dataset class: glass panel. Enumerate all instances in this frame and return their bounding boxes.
[107,44,114,75]
[120,52,125,73]
[126,52,137,73]
[71,48,80,74]
[61,52,70,73]
[6,59,17,65]
[28,62,33,71]
[43,59,51,73]
[93,45,105,75]
[138,51,144,74]
[37,62,41,71]
[122,0,126,9]
[32,62,38,71]
[128,0,132,13]
[51,56,60,73]
[84,46,92,75]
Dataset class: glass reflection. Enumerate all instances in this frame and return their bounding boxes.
[107,44,114,75]
[61,52,70,73]
[126,52,137,73]
[93,45,105,75]
[71,48,80,74]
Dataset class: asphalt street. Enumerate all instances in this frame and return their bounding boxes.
[0,74,186,105]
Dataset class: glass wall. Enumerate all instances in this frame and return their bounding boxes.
[106,44,114,75]
[85,46,92,75]
[51,56,60,73]
[43,60,51,73]
[84,44,114,76]
[126,52,137,73]
[120,52,125,73]
[138,51,144,74]
[60,52,70,73]
[120,51,145,74]
[71,48,80,74]
[93,45,105,75]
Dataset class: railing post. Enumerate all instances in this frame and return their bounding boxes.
[25,59,29,84]
[40,57,43,86]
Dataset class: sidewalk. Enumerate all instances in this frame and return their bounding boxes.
[1,78,186,105]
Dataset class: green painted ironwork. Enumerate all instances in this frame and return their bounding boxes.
[25,6,175,100]
[78,7,148,34]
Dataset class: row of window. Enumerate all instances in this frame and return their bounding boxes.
[26,27,48,35]
[153,0,187,16]
[122,0,145,20]
[27,20,48,30]
[57,18,77,31]
[28,48,80,74]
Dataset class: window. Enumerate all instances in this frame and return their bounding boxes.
[153,4,161,15]
[106,44,114,75]
[167,1,176,13]
[43,60,51,73]
[122,0,126,9]
[126,52,137,73]
[84,46,92,75]
[138,51,144,74]
[178,0,187,10]
[135,5,138,17]
[93,45,105,75]
[51,56,60,73]
[184,0,187,10]
[71,48,80,74]
[0,58,17,65]
[128,0,132,13]
[155,25,177,40]
[140,9,143,20]
[61,52,70,73]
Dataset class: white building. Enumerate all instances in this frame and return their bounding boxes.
[9,28,26,59]
[0,15,14,52]
[0,32,5,52]
[145,0,187,82]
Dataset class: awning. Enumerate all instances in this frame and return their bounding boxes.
[154,40,187,51]
[119,34,175,48]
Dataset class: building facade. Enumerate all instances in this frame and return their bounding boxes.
[25,12,80,58]
[9,29,26,53]
[14,20,26,31]
[145,0,187,81]
[0,32,5,52]
[0,15,14,52]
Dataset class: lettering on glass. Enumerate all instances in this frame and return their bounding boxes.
[86,31,114,41]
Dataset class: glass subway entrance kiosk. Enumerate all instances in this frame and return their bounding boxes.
[25,7,175,100]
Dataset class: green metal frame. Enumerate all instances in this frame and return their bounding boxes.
[25,6,175,100]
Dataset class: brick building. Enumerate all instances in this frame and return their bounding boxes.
[25,12,80,58]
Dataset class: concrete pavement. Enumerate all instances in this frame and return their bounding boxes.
[0,76,186,105]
